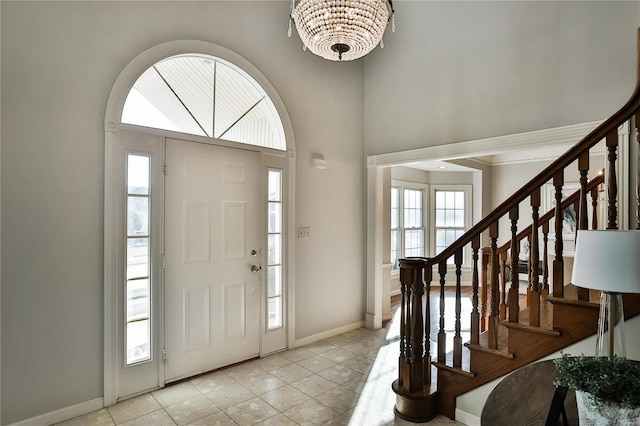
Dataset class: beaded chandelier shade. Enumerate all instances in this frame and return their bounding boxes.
[288,0,395,61]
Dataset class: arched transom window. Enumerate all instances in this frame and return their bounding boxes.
[122,54,286,151]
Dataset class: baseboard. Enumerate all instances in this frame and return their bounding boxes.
[8,397,104,426]
[293,320,364,348]
[455,408,481,426]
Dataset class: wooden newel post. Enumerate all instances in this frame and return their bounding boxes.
[398,261,411,389]
[409,259,426,392]
[393,257,438,423]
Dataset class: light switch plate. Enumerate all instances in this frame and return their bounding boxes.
[298,227,310,239]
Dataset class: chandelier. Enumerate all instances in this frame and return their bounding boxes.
[288,0,396,62]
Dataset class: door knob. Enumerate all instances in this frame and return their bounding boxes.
[251,265,262,273]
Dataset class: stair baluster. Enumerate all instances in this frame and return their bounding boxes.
[437,261,447,362]
[577,152,590,301]
[553,172,565,298]
[529,188,541,327]
[454,249,463,368]
[481,248,489,332]
[471,236,481,344]
[488,222,499,348]
[424,262,432,380]
[499,252,507,321]
[590,184,599,230]
[606,130,619,229]
[508,206,520,322]
[542,222,549,296]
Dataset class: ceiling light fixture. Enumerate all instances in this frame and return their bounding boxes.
[288,0,396,62]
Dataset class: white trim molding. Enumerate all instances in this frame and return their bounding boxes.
[368,120,602,167]
[616,121,631,230]
[366,164,384,329]
[7,398,104,426]
[455,408,481,426]
[292,321,365,348]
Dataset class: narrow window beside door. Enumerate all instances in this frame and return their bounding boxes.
[126,154,152,365]
[267,170,283,330]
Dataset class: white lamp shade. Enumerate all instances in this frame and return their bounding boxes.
[572,230,640,293]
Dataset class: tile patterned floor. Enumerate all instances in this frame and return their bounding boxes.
[56,317,463,426]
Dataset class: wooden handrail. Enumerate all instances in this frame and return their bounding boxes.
[426,30,640,268]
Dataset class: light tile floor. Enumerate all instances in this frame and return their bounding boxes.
[56,314,463,426]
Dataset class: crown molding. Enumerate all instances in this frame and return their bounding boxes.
[368,120,603,167]
[489,143,608,166]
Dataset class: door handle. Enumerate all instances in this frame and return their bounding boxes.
[251,265,262,273]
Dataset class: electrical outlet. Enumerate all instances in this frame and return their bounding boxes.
[298,227,310,239]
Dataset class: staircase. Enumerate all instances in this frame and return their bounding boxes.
[392,28,640,422]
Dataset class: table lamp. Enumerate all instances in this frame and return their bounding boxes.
[571,230,640,358]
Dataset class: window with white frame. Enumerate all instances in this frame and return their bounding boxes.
[122,55,286,151]
[390,184,427,271]
[125,154,152,365]
[391,183,471,271]
[266,170,283,330]
[432,185,471,264]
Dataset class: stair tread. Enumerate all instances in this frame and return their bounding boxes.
[464,342,514,359]
[547,295,600,309]
[432,361,476,378]
[501,321,561,336]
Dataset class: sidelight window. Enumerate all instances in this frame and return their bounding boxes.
[267,170,283,330]
[125,154,152,365]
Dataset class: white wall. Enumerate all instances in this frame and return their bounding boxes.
[492,159,551,246]
[364,1,640,156]
[0,1,364,423]
[491,154,606,246]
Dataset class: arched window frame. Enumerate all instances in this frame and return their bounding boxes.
[121,53,287,151]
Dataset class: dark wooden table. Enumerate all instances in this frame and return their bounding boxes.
[481,359,578,425]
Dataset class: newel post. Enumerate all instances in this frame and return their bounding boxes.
[392,257,438,423]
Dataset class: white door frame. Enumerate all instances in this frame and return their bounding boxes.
[104,40,296,406]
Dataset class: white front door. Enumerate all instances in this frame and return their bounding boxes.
[164,138,262,382]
